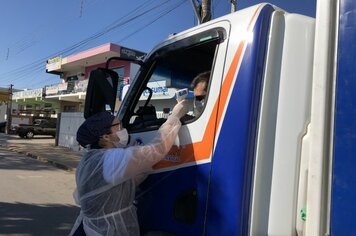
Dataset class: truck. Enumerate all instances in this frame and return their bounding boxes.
[16,119,56,139]
[84,0,356,235]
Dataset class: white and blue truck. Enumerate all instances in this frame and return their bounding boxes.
[85,0,356,235]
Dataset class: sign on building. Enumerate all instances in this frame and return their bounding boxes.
[46,56,62,72]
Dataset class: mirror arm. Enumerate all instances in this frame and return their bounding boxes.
[143,87,153,108]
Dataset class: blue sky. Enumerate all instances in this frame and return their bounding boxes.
[0,0,316,90]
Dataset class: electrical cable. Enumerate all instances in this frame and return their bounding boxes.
[1,0,190,88]
[0,0,171,83]
[117,0,187,44]
[0,0,101,60]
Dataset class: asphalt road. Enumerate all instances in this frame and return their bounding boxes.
[0,133,55,146]
[0,147,79,236]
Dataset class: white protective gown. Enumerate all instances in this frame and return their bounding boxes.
[69,116,182,236]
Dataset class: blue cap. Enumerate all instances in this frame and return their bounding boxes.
[76,111,115,147]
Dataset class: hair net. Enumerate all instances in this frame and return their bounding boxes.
[77,111,115,147]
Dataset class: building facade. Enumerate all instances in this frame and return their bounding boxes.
[12,43,144,118]
[11,43,144,149]
[45,42,144,113]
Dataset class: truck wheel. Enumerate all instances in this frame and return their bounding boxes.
[26,131,34,139]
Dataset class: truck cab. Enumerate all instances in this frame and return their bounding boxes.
[115,3,315,235]
[85,1,356,235]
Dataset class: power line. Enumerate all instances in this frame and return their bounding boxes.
[29,77,59,89]
[117,0,187,44]
[0,0,100,62]
[0,0,181,86]
[5,84,13,134]
[0,0,159,78]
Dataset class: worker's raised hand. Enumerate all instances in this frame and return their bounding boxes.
[171,100,189,119]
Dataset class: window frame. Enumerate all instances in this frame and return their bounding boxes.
[119,27,226,133]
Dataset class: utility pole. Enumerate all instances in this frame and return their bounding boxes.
[79,0,84,17]
[190,0,211,24]
[231,0,237,13]
[201,0,211,23]
[6,84,13,134]
[6,48,9,60]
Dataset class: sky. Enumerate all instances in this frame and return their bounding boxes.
[0,0,316,90]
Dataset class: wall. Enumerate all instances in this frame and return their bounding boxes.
[60,101,81,112]
[58,112,85,151]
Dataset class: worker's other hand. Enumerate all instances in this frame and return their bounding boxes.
[171,100,189,119]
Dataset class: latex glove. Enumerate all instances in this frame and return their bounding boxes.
[171,100,189,119]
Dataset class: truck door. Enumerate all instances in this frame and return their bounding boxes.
[118,23,230,235]
[203,5,275,235]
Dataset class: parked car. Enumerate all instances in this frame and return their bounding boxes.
[17,119,57,138]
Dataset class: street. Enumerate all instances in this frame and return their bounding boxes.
[0,146,79,236]
[0,133,55,147]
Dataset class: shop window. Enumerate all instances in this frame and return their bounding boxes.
[67,75,79,82]
[63,105,76,112]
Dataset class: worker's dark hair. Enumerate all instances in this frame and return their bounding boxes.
[191,71,210,91]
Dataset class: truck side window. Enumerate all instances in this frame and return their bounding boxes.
[126,31,221,132]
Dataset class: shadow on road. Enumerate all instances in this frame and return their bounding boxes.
[0,202,79,235]
[12,136,55,140]
[0,133,81,172]
[0,134,55,144]
[0,149,57,171]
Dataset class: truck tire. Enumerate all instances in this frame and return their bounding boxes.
[26,131,34,139]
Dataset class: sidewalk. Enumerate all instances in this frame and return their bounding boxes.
[0,133,82,172]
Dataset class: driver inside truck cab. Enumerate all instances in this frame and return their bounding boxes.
[181,71,210,122]
[191,71,210,117]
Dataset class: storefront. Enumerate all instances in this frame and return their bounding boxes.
[45,43,145,113]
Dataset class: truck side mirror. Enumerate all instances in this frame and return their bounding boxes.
[84,68,119,119]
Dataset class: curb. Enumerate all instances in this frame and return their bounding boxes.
[7,147,74,172]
